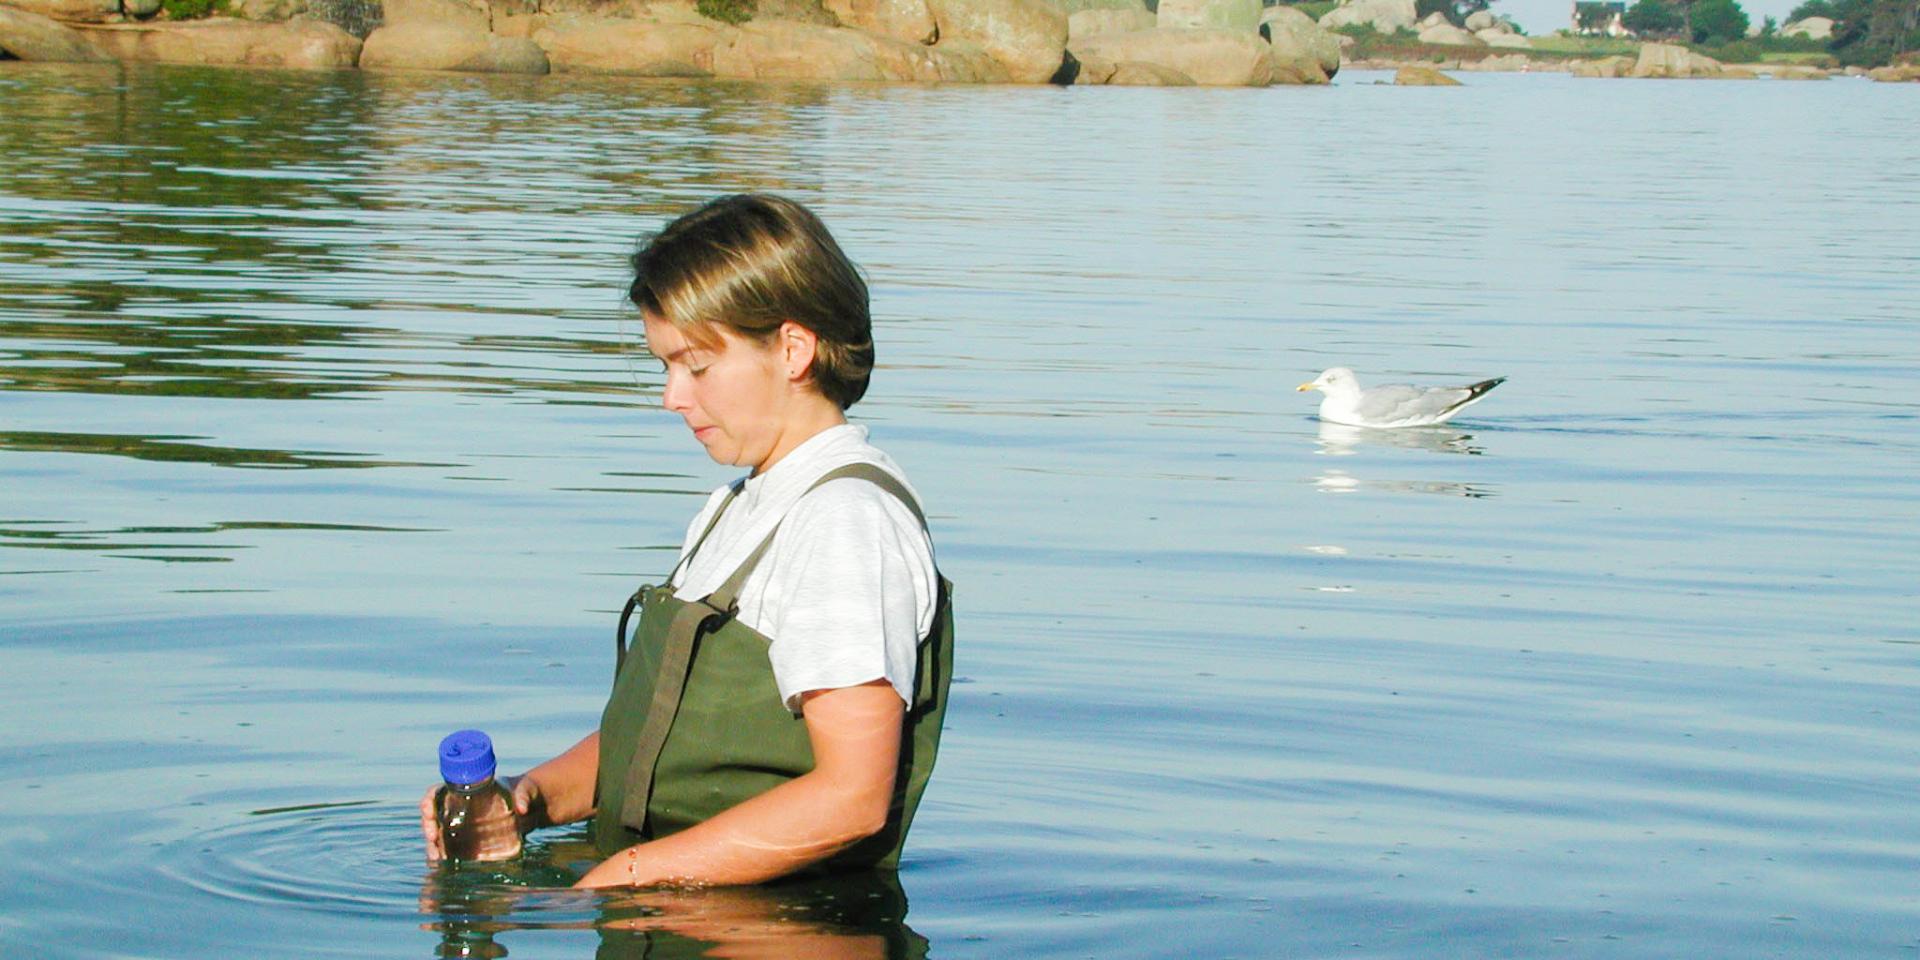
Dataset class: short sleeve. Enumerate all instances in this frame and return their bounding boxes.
[755,478,935,713]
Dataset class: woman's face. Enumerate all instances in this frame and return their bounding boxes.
[643,313,793,472]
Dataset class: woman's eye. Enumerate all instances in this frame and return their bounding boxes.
[689,364,710,377]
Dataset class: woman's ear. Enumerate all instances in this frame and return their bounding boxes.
[778,321,819,384]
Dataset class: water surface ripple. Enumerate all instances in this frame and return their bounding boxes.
[2,63,1917,958]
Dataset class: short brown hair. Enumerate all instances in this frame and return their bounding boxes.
[630,194,873,409]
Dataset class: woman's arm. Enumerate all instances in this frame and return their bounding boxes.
[574,681,904,888]
[518,731,601,828]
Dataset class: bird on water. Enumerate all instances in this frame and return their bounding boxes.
[1297,367,1505,428]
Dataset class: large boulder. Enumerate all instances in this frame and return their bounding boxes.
[379,0,491,30]
[821,0,937,44]
[533,18,726,74]
[75,18,361,66]
[1455,51,1529,70]
[1068,26,1272,84]
[1780,15,1833,39]
[1259,4,1338,78]
[1155,0,1258,32]
[227,0,310,20]
[360,21,548,71]
[1,0,119,23]
[1317,0,1414,32]
[0,3,112,58]
[1568,54,1629,76]
[1417,21,1480,45]
[1462,8,1496,30]
[925,0,1066,83]
[1067,6,1153,40]
[3,0,121,21]
[1632,41,1721,77]
[1867,63,1920,82]
[1394,64,1458,84]
[1477,29,1528,47]
[706,19,1009,81]
[1108,59,1194,82]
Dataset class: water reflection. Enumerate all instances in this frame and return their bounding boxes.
[421,849,927,960]
[1313,421,1485,457]
[1311,467,1495,498]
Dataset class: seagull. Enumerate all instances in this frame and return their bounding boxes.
[1297,367,1505,428]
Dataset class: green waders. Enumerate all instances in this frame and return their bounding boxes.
[591,463,954,872]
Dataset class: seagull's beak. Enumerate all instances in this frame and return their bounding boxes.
[1297,382,1318,392]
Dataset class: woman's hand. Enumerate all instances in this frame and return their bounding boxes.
[418,775,542,862]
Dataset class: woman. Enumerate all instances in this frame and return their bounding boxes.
[421,194,953,888]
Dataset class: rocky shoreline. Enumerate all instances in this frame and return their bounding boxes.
[5,0,1917,85]
[0,0,1344,85]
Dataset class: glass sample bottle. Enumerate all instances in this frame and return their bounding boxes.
[435,729,523,863]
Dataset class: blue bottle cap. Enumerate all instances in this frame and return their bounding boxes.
[438,729,497,786]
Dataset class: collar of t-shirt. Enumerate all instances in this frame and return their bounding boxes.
[669,422,903,601]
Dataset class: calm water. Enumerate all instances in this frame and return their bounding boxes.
[2,62,1917,958]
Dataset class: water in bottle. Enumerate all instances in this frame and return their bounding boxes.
[436,729,523,863]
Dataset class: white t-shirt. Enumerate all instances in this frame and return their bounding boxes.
[668,424,937,713]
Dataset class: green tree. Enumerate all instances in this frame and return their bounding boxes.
[1624,0,1685,34]
[1690,0,1750,40]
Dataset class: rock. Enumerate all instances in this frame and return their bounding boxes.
[123,0,160,16]
[1393,64,1457,84]
[1720,65,1755,78]
[1478,28,1527,47]
[1632,41,1720,78]
[227,0,307,20]
[0,2,113,58]
[1416,10,1445,26]
[0,0,119,23]
[1462,8,1495,30]
[1260,4,1338,78]
[76,17,360,64]
[1107,59,1193,82]
[1317,0,1414,33]
[753,0,839,24]
[706,19,1006,81]
[1068,6,1152,39]
[924,36,1013,80]
[492,12,546,36]
[1456,51,1528,70]
[1156,0,1257,31]
[1068,26,1271,84]
[1780,15,1833,39]
[1417,21,1479,45]
[821,0,937,44]
[1568,54,1628,76]
[1066,48,1114,80]
[534,18,726,74]
[1842,64,1864,76]
[1769,64,1828,79]
[925,0,1066,83]
[1041,0,1138,12]
[360,21,547,71]
[379,0,489,32]
[1867,63,1920,82]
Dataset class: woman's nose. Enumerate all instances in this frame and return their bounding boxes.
[660,368,691,413]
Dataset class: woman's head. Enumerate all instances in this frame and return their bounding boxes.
[630,194,873,410]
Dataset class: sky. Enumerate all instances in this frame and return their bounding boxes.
[1495,0,1806,34]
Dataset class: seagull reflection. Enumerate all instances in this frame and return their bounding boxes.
[1311,467,1496,499]
[1314,422,1485,457]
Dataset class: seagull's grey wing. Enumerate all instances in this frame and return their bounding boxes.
[1355,383,1454,422]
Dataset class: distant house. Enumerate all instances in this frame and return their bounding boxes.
[1573,1,1629,35]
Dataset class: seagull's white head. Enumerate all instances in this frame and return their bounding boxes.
[1298,367,1360,398]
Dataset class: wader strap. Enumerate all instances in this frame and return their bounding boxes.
[707,463,929,614]
[619,597,726,829]
[617,480,746,669]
